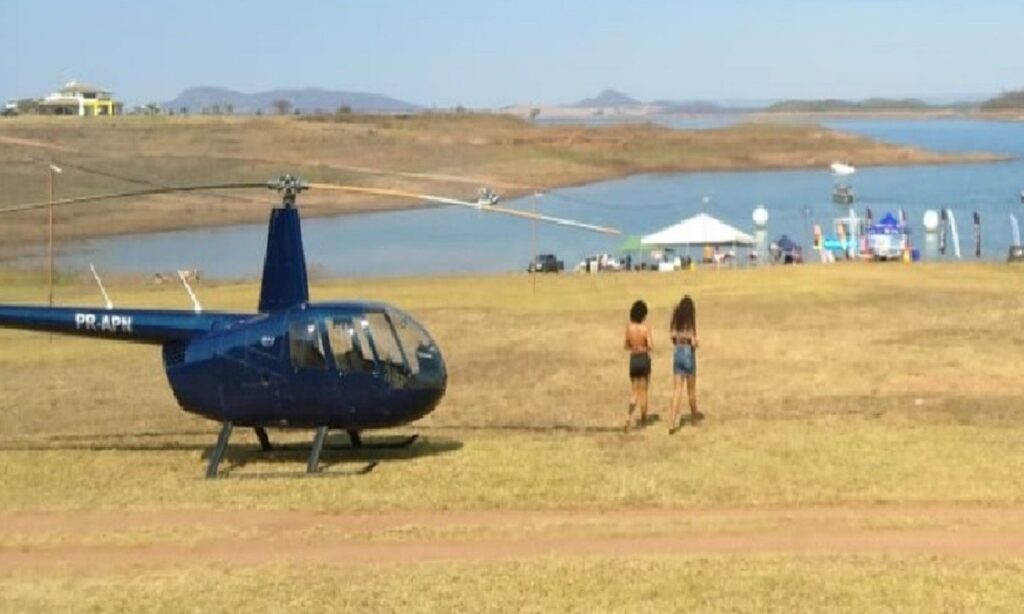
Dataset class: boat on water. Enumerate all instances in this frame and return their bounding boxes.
[832,184,854,205]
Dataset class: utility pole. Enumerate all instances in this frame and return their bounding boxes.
[531,191,539,294]
[47,163,62,308]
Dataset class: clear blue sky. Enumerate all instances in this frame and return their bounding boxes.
[3,0,1023,107]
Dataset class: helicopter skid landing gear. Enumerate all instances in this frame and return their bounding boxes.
[254,427,272,451]
[205,424,388,478]
[306,426,328,473]
[334,430,419,450]
[206,421,234,479]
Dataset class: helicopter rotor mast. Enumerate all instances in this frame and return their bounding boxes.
[268,173,308,209]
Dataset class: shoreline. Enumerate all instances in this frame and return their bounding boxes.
[0,152,1010,251]
[0,115,1013,248]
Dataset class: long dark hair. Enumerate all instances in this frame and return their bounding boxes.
[670,295,696,332]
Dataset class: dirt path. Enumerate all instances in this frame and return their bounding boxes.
[3,504,1024,572]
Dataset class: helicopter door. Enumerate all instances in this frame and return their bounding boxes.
[362,312,412,388]
[324,316,384,417]
[221,317,286,423]
[325,317,374,374]
[283,319,332,423]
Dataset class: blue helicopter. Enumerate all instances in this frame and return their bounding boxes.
[0,175,619,477]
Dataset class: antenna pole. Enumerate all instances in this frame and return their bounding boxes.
[89,264,114,310]
[178,270,203,313]
[45,163,62,309]
[47,169,54,308]
[531,192,538,294]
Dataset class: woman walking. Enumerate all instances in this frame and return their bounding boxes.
[624,299,653,432]
[669,295,702,433]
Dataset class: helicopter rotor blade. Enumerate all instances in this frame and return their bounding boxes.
[0,182,268,215]
[320,163,531,190]
[308,183,621,236]
[0,177,621,235]
[29,157,269,205]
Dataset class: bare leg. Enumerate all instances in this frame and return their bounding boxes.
[639,376,649,425]
[687,375,702,422]
[625,378,640,431]
[669,375,684,433]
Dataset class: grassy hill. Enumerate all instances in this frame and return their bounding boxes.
[981,89,1024,110]
[766,98,933,113]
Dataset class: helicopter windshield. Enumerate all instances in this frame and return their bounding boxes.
[385,308,440,378]
[322,308,442,387]
[325,317,372,373]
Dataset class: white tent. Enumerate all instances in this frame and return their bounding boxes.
[641,213,755,247]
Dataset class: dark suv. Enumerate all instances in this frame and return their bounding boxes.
[528,254,563,273]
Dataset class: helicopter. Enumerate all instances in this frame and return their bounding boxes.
[0,174,619,477]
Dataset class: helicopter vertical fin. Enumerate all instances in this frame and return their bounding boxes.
[258,206,309,313]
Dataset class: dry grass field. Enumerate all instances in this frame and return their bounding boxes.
[0,114,1000,251]
[2,263,1024,611]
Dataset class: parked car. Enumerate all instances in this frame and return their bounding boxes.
[528,253,563,273]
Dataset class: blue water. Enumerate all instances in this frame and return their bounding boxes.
[49,118,1024,278]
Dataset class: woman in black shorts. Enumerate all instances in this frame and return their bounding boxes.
[624,299,654,431]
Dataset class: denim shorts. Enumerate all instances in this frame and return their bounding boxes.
[673,344,696,376]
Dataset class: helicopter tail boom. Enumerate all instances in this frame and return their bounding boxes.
[0,305,246,344]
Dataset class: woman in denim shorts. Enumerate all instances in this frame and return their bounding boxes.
[668,295,703,433]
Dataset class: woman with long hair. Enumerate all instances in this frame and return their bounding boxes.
[624,299,653,431]
[669,295,702,433]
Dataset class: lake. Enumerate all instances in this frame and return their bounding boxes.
[41,118,1024,278]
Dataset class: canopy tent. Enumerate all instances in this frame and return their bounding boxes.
[641,213,755,247]
[618,234,645,254]
[868,212,910,236]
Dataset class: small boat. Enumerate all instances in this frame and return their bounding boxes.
[832,183,854,205]
[476,187,500,207]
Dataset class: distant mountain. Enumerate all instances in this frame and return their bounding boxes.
[574,89,641,108]
[981,89,1024,110]
[164,87,420,114]
[765,98,932,112]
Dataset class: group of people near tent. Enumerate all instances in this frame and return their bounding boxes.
[623,212,801,268]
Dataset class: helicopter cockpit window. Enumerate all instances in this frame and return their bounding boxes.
[326,317,372,373]
[289,320,327,370]
[387,308,439,377]
[364,312,411,385]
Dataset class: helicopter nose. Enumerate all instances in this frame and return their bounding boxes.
[410,344,446,390]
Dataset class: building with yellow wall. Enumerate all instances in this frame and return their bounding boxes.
[38,80,122,116]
